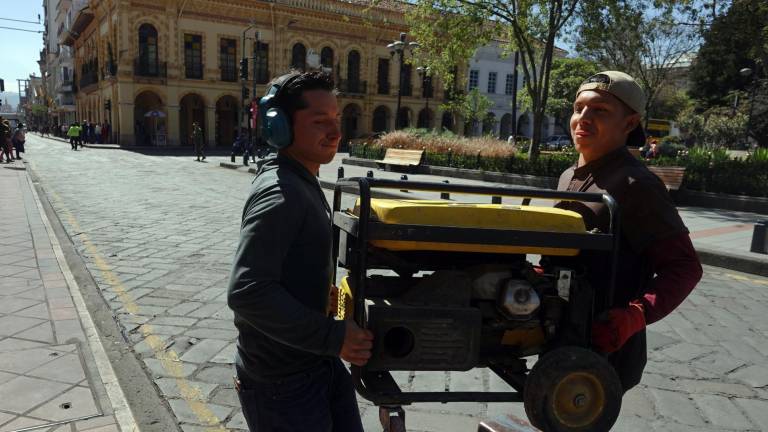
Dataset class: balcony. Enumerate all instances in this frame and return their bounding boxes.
[377,82,390,95]
[58,79,73,93]
[134,60,167,80]
[338,79,367,95]
[79,71,99,90]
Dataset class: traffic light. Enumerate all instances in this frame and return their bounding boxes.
[0,79,4,92]
[242,87,250,100]
[239,58,249,81]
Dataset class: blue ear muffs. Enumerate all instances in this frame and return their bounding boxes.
[259,73,301,150]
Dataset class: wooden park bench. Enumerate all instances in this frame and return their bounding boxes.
[648,166,686,191]
[376,148,424,172]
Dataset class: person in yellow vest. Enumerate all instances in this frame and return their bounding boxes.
[67,123,80,150]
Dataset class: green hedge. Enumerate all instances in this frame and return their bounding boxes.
[351,144,768,197]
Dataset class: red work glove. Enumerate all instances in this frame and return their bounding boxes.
[592,302,646,353]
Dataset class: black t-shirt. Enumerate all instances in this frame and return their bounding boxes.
[555,146,688,390]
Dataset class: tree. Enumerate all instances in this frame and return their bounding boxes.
[407,0,579,160]
[688,0,768,106]
[518,57,600,131]
[442,88,494,136]
[573,1,698,124]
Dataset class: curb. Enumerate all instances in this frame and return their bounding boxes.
[695,247,768,277]
[218,161,768,278]
[24,169,140,432]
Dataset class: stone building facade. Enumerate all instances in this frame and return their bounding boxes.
[62,0,454,147]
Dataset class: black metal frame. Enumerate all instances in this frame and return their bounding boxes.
[332,177,621,405]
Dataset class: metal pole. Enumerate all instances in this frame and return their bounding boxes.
[240,23,255,137]
[744,68,759,148]
[396,50,403,129]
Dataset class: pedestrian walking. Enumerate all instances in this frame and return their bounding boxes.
[551,71,702,394]
[11,123,25,160]
[191,122,205,161]
[95,123,102,144]
[227,71,369,432]
[67,123,79,150]
[0,117,13,163]
[101,122,109,144]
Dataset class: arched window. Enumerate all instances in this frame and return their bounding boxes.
[138,24,158,76]
[347,50,361,85]
[320,47,334,70]
[291,43,307,71]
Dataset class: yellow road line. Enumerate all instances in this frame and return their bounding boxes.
[50,191,228,431]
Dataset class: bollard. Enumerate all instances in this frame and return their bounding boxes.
[492,196,502,204]
[440,180,450,200]
[230,154,236,163]
[338,166,345,179]
[367,170,374,178]
[750,220,768,254]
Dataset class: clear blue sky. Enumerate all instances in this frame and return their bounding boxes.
[0,1,45,95]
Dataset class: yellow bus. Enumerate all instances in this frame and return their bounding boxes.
[646,118,680,139]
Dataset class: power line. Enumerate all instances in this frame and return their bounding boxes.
[0,16,41,25]
[0,25,43,34]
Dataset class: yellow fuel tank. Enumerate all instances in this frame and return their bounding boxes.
[352,199,585,256]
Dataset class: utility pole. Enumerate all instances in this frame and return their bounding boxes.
[511,51,519,138]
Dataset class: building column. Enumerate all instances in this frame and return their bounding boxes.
[205,105,216,147]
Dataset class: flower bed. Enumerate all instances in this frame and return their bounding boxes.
[351,131,768,197]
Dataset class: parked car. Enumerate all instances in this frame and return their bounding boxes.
[544,135,572,150]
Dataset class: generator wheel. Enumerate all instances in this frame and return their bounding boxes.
[523,346,622,432]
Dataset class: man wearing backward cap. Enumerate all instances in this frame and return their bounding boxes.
[554,71,703,391]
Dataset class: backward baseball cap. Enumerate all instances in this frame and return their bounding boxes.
[577,71,646,115]
[577,70,647,146]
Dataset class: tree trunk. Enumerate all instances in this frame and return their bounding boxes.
[529,107,543,160]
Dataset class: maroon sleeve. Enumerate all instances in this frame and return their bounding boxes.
[638,233,703,324]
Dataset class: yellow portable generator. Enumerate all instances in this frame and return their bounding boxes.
[332,178,624,432]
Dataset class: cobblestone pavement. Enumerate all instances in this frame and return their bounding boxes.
[22,134,768,431]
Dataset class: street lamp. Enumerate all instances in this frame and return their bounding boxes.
[387,33,419,129]
[740,63,761,148]
[240,22,258,139]
[417,66,431,129]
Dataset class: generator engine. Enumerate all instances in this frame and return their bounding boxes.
[352,261,582,372]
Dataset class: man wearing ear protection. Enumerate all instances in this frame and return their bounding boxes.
[553,71,702,392]
[227,71,371,431]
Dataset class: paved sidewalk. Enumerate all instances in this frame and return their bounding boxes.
[0,162,133,432]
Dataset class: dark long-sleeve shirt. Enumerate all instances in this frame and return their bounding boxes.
[555,146,702,390]
[227,154,346,381]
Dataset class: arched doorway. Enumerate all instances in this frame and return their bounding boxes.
[341,104,362,152]
[180,93,206,146]
[417,108,433,129]
[500,113,513,140]
[133,90,165,146]
[396,107,411,129]
[441,112,454,133]
[482,112,496,136]
[215,95,239,148]
[517,114,531,138]
[372,105,390,133]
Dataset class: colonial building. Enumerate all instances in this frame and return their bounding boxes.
[60,0,457,147]
[466,40,567,140]
[40,0,79,130]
